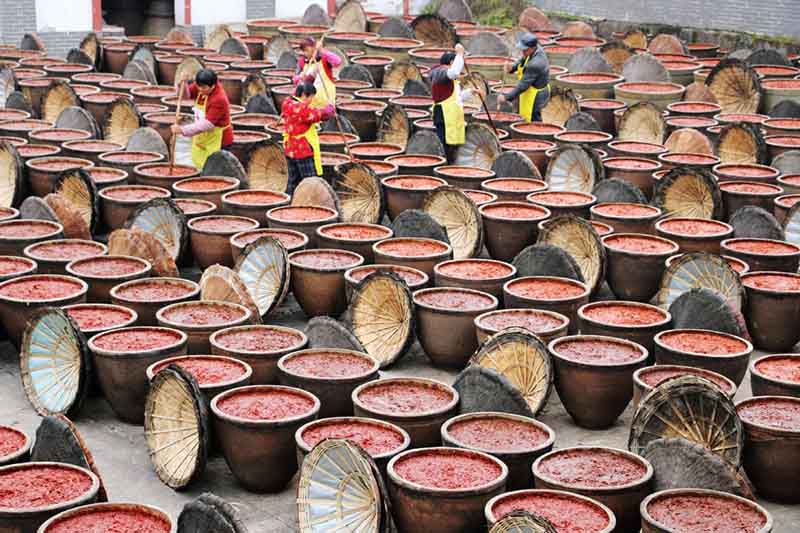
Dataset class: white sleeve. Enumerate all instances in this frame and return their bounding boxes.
[447,54,464,80]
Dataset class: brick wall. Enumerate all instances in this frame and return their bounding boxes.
[535,0,800,39]
[247,0,276,18]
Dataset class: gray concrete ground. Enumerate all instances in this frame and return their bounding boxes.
[1,291,799,532]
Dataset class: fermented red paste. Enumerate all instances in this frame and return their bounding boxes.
[647,493,767,532]
[0,257,33,276]
[377,239,448,256]
[269,206,335,222]
[233,230,305,249]
[639,367,733,392]
[385,177,443,189]
[28,242,102,260]
[152,356,247,385]
[291,250,361,269]
[754,356,800,383]
[0,427,26,457]
[0,465,93,509]
[47,509,172,533]
[507,278,585,300]
[102,152,161,163]
[448,416,549,452]
[302,420,404,455]
[538,448,647,488]
[115,281,194,301]
[491,492,610,532]
[226,191,285,205]
[71,257,146,277]
[604,235,676,254]
[743,273,800,291]
[0,221,58,238]
[618,82,680,93]
[358,381,453,414]
[320,224,390,240]
[482,204,548,218]
[659,218,730,236]
[485,178,546,191]
[776,195,800,208]
[530,192,592,205]
[66,306,133,331]
[348,266,426,285]
[175,199,213,214]
[479,310,565,333]
[584,304,666,326]
[162,303,246,326]
[555,339,643,363]
[659,331,747,355]
[593,203,658,217]
[191,217,257,233]
[103,187,169,202]
[437,260,512,279]
[724,239,799,255]
[176,178,233,192]
[283,351,374,378]
[720,182,779,194]
[93,329,182,351]
[416,289,495,310]
[217,389,315,420]
[436,167,493,178]
[394,451,502,489]
[138,165,196,177]
[716,165,776,177]
[215,328,303,352]
[0,277,82,300]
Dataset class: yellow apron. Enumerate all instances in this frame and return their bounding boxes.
[517,56,550,122]
[302,56,336,109]
[283,103,323,176]
[191,95,231,169]
[433,80,465,145]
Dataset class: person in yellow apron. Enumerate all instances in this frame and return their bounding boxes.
[497,33,551,122]
[171,69,233,169]
[281,82,336,194]
[430,44,470,162]
[293,37,341,109]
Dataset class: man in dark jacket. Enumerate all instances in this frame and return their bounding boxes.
[429,43,469,162]
[497,33,550,122]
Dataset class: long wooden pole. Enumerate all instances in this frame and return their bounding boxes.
[462,60,500,137]
[170,80,185,172]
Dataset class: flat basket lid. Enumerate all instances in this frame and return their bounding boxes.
[406,129,446,158]
[564,112,601,132]
[125,198,188,261]
[377,104,410,150]
[102,98,143,146]
[592,178,647,204]
[292,177,341,213]
[617,102,666,145]
[56,107,101,139]
[471,329,553,416]
[178,497,237,533]
[42,80,80,124]
[298,439,382,532]
[455,123,501,170]
[322,114,358,135]
[490,511,558,533]
[45,193,90,240]
[566,47,612,74]
[206,25,234,52]
[665,128,713,155]
[265,36,292,65]
[629,374,744,467]
[423,186,482,259]
[0,141,24,207]
[783,202,800,247]
[0,68,17,109]
[600,41,633,74]
[200,264,260,323]
[545,144,603,193]
[382,61,423,92]
[706,59,761,114]
[715,122,766,164]
[302,4,331,26]
[439,0,473,22]
[175,57,205,85]
[5,91,33,116]
[378,17,415,39]
[333,162,385,224]
[621,53,670,83]
[642,437,754,498]
[202,149,248,185]
[653,167,722,220]
[453,365,534,417]
[54,168,99,233]
[334,0,368,32]
[465,33,509,57]
[242,74,267,109]
[20,307,90,418]
[31,414,108,501]
[622,29,647,49]
[339,64,374,85]
[391,209,449,242]
[144,364,209,490]
[541,87,579,126]
[668,288,749,338]
[126,126,169,155]
[305,316,365,352]
[729,206,783,240]
[235,236,290,319]
[648,33,686,55]
[245,92,278,115]
[492,150,540,179]
[131,44,157,75]
[124,59,157,85]
[193,493,248,533]
[411,14,457,47]
[538,215,605,295]
[656,252,743,312]
[219,37,249,58]
[773,150,800,175]
[20,196,59,223]
[349,271,414,368]
[512,244,584,281]
[79,33,100,67]
[107,228,179,277]
[245,141,287,192]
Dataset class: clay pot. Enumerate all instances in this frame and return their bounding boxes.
[0,257,37,285]
[221,189,290,226]
[25,156,94,197]
[351,55,394,86]
[532,446,653,532]
[210,324,308,385]
[413,287,498,368]
[16,144,59,162]
[316,223,393,264]
[79,92,132,125]
[97,151,164,179]
[0,462,100,533]
[384,154,447,177]
[433,259,516,300]
[156,301,251,354]
[357,159,398,180]
[433,165,496,190]
[603,233,679,301]
[614,81,686,110]
[633,364,737,409]
[578,301,671,357]
[555,72,624,99]
[266,205,339,248]
[318,131,360,154]
[590,203,662,234]
[133,162,199,189]
[667,100,722,117]
[721,238,800,273]
[89,326,188,423]
[349,142,404,162]
[549,335,648,428]
[103,43,135,74]
[509,121,566,141]
[175,198,216,220]
[98,185,171,230]
[66,255,151,303]
[480,202,551,262]
[337,100,388,142]
[229,228,307,263]
[606,140,667,160]
[39,503,174,533]
[464,189,497,207]
[147,355,252,409]
[0,220,63,257]
[387,447,507,533]
[188,215,259,268]
[741,271,800,351]
[442,412,554,490]
[0,208,19,224]
[172,176,239,208]
[372,237,453,278]
[554,130,613,151]
[766,135,800,162]
[713,163,780,185]
[720,181,784,220]
[0,119,54,141]
[62,303,138,337]
[481,177,548,202]
[0,425,31,467]
[640,488,772,533]
[109,277,199,326]
[87,167,129,190]
[777,174,800,196]
[653,328,753,386]
[289,249,365,318]
[62,140,124,165]
[353,377,459,447]
[762,117,800,137]
[381,175,447,220]
[654,217,733,254]
[28,128,92,148]
[774,193,800,223]
[277,348,379,417]
[344,263,429,300]
[503,277,590,335]
[210,385,320,492]
[527,191,596,219]
[603,157,663,199]
[474,308,569,345]
[485,488,616,531]
[750,353,800,398]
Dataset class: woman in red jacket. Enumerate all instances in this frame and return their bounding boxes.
[171,69,233,169]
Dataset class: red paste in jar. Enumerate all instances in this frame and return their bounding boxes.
[0,221,57,238]
[743,273,800,291]
[618,82,680,93]
[152,356,246,385]
[47,509,172,533]
[18,145,59,157]
[480,310,564,332]
[515,123,564,134]
[604,158,659,170]
[767,136,800,147]
[350,144,402,156]
[302,420,404,455]
[667,117,715,127]
[754,356,800,383]
[348,266,425,285]
[492,492,610,532]
[659,331,747,355]
[738,398,800,430]
[659,219,730,236]
[437,260,512,279]
[639,367,732,391]
[385,177,443,189]
[233,230,304,249]
[387,155,441,166]
[377,239,448,256]
[717,165,776,178]
[647,493,767,532]
[339,101,384,111]
[0,427,26,457]
[416,289,495,310]
[508,278,585,300]
[0,257,33,276]
[394,451,502,490]
[66,306,133,331]
[89,168,125,183]
[227,191,286,205]
[358,381,453,414]
[176,178,233,192]
[0,277,82,300]
[71,257,146,277]
[448,416,548,452]
[611,142,665,153]
[720,182,778,194]
[725,239,799,255]
[0,465,93,509]
[93,329,181,351]
[485,178,546,191]
[762,79,800,90]
[162,303,246,326]
[270,206,334,222]
[29,242,102,260]
[584,303,666,325]
[32,130,88,141]
[70,141,120,152]
[555,339,643,364]
[556,132,609,142]
[283,351,374,378]
[216,328,303,352]
[103,187,169,202]
[191,217,256,232]
[292,250,360,269]
[593,203,658,217]
[102,152,160,163]
[115,281,194,301]
[538,448,646,488]
[465,191,494,203]
[530,192,592,205]
[437,167,493,178]
[776,195,800,208]
[604,235,676,254]
[217,389,315,420]
[320,224,390,240]
[175,199,212,214]
[483,204,548,218]
[140,165,196,177]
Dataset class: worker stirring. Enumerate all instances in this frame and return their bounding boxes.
[497,33,551,122]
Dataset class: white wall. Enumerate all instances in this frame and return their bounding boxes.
[276,0,412,20]
[36,0,93,32]
[175,0,247,26]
